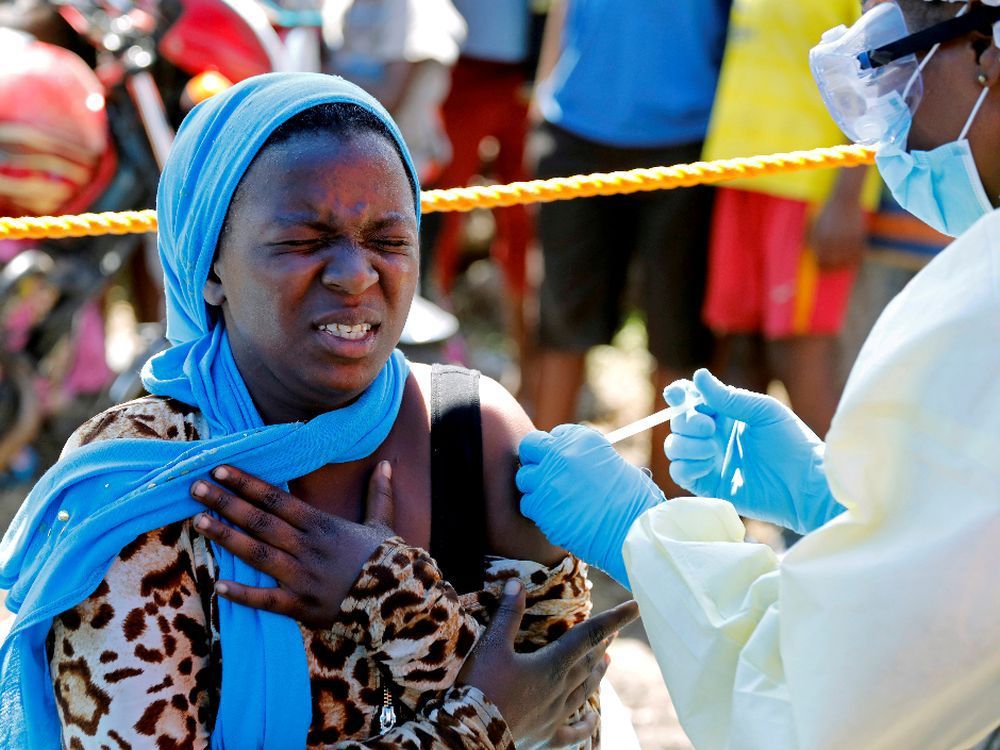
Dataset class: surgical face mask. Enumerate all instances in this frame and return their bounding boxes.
[876,84,994,237]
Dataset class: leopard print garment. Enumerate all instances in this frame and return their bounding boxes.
[47,397,596,749]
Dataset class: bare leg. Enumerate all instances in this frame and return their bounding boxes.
[507,294,533,397]
[532,349,587,431]
[767,335,841,437]
[711,333,770,393]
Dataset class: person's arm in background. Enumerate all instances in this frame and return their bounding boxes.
[810,166,870,268]
[323,0,464,113]
[366,62,417,113]
[373,0,464,113]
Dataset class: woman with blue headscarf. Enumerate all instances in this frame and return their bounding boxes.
[0,73,636,749]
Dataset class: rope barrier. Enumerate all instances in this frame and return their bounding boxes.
[0,144,875,241]
[0,210,159,241]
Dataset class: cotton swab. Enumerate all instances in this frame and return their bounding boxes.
[604,395,704,445]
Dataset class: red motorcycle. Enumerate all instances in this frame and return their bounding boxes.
[0,0,282,502]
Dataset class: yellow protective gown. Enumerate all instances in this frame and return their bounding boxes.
[623,210,1000,750]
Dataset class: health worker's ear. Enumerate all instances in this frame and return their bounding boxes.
[203,263,226,307]
[979,37,1000,86]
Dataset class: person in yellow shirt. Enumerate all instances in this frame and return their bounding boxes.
[703,0,880,436]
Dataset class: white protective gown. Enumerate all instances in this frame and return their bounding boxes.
[623,209,1000,750]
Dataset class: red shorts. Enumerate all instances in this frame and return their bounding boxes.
[703,187,857,339]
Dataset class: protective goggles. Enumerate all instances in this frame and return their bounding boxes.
[810,1,1000,146]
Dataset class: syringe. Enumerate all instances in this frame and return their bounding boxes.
[604,395,704,445]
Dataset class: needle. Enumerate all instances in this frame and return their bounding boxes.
[604,396,704,445]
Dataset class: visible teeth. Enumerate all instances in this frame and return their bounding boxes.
[319,322,372,340]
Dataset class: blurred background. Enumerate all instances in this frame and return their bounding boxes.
[0,0,955,745]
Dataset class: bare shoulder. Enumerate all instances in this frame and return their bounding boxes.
[477,374,565,566]
[408,361,432,396]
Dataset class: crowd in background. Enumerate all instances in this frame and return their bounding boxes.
[0,0,954,503]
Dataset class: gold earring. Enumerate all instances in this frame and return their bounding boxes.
[977,71,989,87]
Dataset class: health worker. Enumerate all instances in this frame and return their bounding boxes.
[516,1,1000,748]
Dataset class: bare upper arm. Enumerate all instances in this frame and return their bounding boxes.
[478,374,566,566]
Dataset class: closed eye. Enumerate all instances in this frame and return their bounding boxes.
[370,236,414,253]
[268,238,326,251]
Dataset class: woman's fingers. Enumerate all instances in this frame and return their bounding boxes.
[191,478,301,554]
[480,579,526,651]
[363,461,395,531]
[563,639,609,693]
[549,708,599,747]
[548,600,639,668]
[209,465,313,530]
[564,652,610,715]
[192,511,300,585]
[214,579,300,617]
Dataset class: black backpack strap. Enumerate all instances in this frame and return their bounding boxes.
[429,364,487,594]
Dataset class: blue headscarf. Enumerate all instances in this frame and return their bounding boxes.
[0,73,420,749]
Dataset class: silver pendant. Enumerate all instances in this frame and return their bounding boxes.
[379,703,397,734]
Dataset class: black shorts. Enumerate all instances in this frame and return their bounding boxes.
[534,123,714,369]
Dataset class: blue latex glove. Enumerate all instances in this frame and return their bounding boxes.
[517,424,664,589]
[662,368,843,534]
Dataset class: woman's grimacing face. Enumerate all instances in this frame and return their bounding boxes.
[204,128,418,422]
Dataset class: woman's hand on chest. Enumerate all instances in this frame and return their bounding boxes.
[189,461,397,629]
